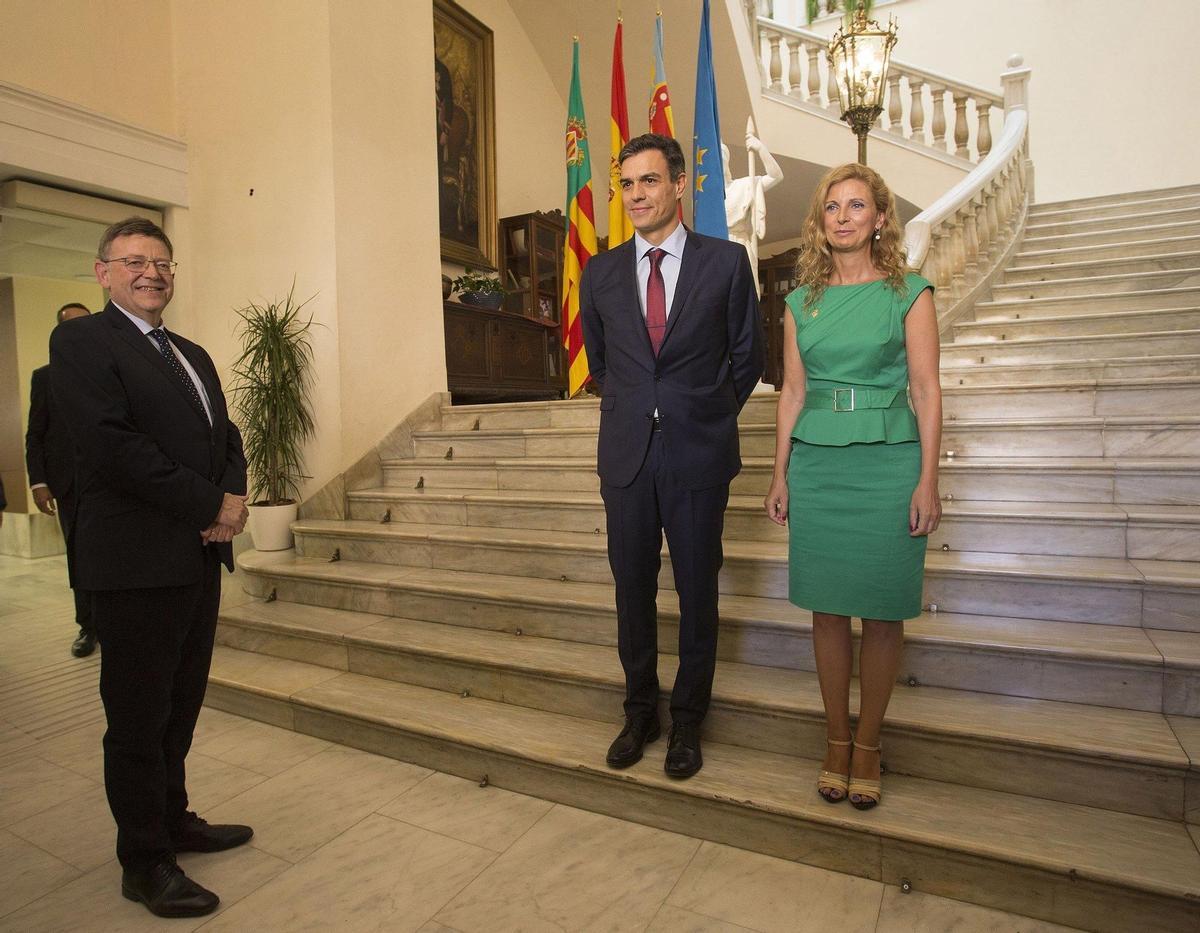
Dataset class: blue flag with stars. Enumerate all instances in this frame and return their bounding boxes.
[692,0,727,238]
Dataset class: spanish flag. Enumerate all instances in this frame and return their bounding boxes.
[608,20,634,248]
[562,39,598,398]
[648,12,675,137]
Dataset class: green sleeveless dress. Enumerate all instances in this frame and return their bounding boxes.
[784,272,933,621]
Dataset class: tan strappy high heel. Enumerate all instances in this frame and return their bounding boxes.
[849,740,882,810]
[817,737,852,803]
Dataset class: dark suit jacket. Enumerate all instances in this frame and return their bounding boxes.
[49,302,246,590]
[26,365,77,503]
[580,229,763,489]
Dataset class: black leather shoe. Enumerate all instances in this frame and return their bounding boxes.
[71,630,96,658]
[606,716,661,768]
[121,858,219,917]
[171,812,253,853]
[664,722,703,779]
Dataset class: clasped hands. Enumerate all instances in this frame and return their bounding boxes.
[201,493,249,544]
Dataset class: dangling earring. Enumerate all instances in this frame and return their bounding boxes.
[873,229,881,240]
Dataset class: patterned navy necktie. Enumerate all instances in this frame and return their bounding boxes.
[150,327,207,420]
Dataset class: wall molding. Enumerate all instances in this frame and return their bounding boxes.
[0,80,188,207]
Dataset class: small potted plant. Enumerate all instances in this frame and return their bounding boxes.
[231,283,318,551]
[452,269,505,310]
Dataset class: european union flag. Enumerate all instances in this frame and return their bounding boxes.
[692,0,727,238]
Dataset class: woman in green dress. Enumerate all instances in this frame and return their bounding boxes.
[763,164,942,810]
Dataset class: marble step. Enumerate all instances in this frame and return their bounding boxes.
[235,549,1199,711]
[942,330,1200,365]
[1028,192,1200,225]
[413,416,1200,460]
[973,284,1200,318]
[940,355,1200,385]
[214,600,1192,820]
[347,487,1200,560]
[1020,220,1200,253]
[285,520,1200,630]
[955,307,1200,341]
[930,500,1200,561]
[442,394,781,433]
[1002,250,1200,285]
[940,377,1200,419]
[1030,184,1200,215]
[380,455,1200,506]
[205,648,1200,933]
[992,264,1200,299]
[1011,234,1200,269]
[1024,205,1200,239]
[438,378,1196,436]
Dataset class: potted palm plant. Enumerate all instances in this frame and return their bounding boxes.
[231,283,317,551]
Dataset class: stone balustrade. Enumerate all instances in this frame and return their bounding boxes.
[904,56,1033,333]
[757,18,1002,164]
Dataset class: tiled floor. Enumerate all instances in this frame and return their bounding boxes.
[0,553,1079,932]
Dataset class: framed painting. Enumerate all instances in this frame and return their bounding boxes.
[434,0,497,269]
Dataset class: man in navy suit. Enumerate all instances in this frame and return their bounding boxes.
[26,301,94,657]
[50,218,252,917]
[581,134,763,779]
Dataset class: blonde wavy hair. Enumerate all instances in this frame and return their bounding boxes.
[795,163,907,309]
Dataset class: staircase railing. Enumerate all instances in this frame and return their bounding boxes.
[755,17,1001,165]
[904,57,1033,334]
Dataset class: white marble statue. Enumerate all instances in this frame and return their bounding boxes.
[723,120,783,296]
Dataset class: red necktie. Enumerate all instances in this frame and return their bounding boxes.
[646,247,666,356]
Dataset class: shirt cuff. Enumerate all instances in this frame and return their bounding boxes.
[30,483,48,491]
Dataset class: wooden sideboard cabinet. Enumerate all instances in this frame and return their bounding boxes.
[443,301,565,402]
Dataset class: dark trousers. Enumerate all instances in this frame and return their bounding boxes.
[56,504,91,635]
[92,551,221,870]
[600,429,729,725]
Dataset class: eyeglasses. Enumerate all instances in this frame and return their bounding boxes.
[102,256,178,276]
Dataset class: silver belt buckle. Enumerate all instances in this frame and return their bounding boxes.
[832,387,856,412]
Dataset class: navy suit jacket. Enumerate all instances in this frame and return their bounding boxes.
[49,302,246,590]
[581,229,763,489]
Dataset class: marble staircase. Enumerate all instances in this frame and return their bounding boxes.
[212,186,1200,932]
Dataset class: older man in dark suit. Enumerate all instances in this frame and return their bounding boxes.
[50,217,252,918]
[26,301,94,657]
[581,134,763,779]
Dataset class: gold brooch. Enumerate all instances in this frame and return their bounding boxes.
[809,308,820,318]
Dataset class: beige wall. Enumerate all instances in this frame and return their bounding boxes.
[800,0,1200,203]
[327,0,445,466]
[0,0,176,136]
[169,0,346,500]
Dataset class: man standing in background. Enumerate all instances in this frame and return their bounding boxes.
[26,301,93,657]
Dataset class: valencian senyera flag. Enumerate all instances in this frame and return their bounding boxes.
[692,0,728,238]
[562,39,598,398]
[648,12,675,137]
[608,19,634,248]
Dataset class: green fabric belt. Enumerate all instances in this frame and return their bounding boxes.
[803,388,907,413]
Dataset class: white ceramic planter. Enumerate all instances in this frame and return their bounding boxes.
[249,501,298,551]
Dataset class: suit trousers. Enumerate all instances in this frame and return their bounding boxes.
[600,429,729,725]
[56,498,92,635]
[92,549,221,870]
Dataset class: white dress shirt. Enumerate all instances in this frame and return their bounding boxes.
[113,302,214,425]
[634,222,688,321]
